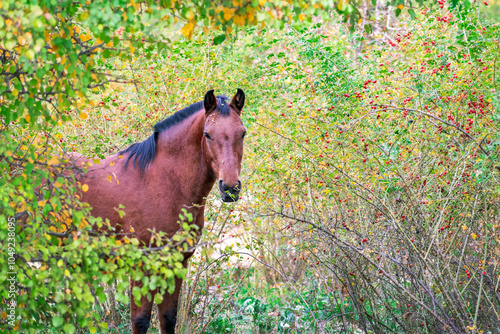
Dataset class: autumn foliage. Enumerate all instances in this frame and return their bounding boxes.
[1,0,499,333]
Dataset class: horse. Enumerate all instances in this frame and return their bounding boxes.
[72,89,246,334]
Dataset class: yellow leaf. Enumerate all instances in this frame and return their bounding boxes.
[107,175,112,182]
[109,82,123,92]
[80,33,91,42]
[79,218,87,229]
[337,0,347,11]
[5,150,12,157]
[80,11,89,20]
[298,14,305,21]
[115,240,122,246]
[130,0,140,10]
[82,184,89,192]
[47,156,60,166]
[12,89,19,97]
[223,8,233,21]
[54,180,62,187]
[64,269,70,277]
[233,15,245,26]
[1,312,7,319]
[181,20,196,39]
[358,18,363,24]
[187,10,194,20]
[397,4,404,9]
[110,161,115,166]
[187,238,194,246]
[80,112,88,119]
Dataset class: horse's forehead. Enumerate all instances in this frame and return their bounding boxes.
[205,112,243,131]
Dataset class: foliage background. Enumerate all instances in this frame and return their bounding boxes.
[1,0,499,333]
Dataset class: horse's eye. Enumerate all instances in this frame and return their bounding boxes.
[204,132,212,140]
[242,131,246,139]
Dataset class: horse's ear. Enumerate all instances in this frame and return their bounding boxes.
[230,88,245,115]
[204,89,217,115]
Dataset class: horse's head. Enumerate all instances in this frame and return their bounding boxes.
[203,89,246,202]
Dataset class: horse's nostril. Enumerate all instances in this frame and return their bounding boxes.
[219,180,241,195]
[234,180,242,192]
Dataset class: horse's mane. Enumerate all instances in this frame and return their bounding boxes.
[119,95,231,175]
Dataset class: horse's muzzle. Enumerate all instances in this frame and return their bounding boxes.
[219,180,241,202]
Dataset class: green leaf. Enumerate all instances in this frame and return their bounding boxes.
[213,34,226,45]
[154,293,163,304]
[63,323,75,333]
[132,286,142,307]
[52,315,64,327]
[408,8,416,20]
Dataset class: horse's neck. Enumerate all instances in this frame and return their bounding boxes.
[150,110,214,204]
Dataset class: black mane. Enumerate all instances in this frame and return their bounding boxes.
[119,95,230,175]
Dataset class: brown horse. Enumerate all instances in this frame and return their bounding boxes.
[73,89,246,333]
